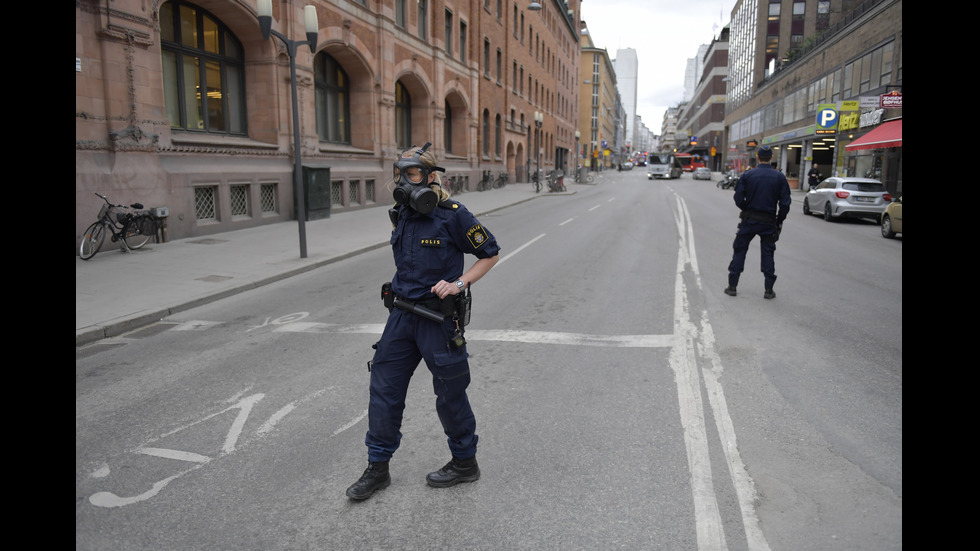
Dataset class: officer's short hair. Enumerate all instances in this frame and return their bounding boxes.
[757,145,773,160]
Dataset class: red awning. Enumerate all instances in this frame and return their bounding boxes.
[845,119,902,151]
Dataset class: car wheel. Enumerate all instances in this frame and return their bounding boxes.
[802,198,811,215]
[881,214,896,238]
[823,202,834,221]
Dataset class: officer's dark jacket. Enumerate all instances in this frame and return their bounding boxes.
[389,200,500,301]
[733,164,792,223]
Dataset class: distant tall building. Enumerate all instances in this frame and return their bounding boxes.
[614,48,638,152]
[684,45,709,102]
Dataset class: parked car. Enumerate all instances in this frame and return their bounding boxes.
[880,196,902,238]
[802,177,891,222]
[693,167,712,180]
[622,161,634,170]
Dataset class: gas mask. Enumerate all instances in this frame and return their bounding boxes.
[392,142,444,214]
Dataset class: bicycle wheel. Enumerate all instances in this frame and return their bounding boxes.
[79,222,106,260]
[587,173,595,184]
[124,217,152,249]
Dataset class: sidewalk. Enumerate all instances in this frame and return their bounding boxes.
[76,182,575,347]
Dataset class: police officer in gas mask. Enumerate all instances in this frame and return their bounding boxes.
[346,143,501,501]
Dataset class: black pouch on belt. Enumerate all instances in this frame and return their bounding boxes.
[381,282,394,311]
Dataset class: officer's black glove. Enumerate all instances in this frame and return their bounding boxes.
[772,222,783,242]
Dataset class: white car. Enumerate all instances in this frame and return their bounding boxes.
[802,177,891,222]
[693,167,712,180]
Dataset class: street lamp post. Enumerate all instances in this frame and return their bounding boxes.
[574,130,580,180]
[534,111,543,185]
[257,0,318,259]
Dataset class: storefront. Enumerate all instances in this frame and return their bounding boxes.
[843,118,902,195]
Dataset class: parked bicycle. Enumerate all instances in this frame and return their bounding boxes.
[79,193,158,260]
[446,175,467,196]
[531,169,542,193]
[494,171,508,189]
[477,170,493,192]
[546,170,566,193]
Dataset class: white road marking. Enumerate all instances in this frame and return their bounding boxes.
[669,189,771,551]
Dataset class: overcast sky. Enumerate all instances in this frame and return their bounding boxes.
[580,0,736,135]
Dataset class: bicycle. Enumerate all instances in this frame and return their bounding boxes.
[546,170,566,193]
[477,170,493,192]
[531,169,542,193]
[79,193,158,260]
[446,175,466,196]
[494,171,508,189]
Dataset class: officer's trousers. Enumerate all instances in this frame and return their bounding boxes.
[365,308,477,463]
[727,221,777,290]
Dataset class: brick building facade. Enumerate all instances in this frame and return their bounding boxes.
[76,0,582,247]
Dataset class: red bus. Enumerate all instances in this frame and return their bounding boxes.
[674,153,706,172]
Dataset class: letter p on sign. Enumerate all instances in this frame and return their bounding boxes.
[817,107,838,131]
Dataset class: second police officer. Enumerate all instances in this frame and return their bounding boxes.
[724,145,791,299]
[346,143,501,501]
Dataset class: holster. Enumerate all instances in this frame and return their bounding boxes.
[454,287,472,326]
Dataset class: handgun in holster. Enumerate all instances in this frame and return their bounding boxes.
[453,287,472,327]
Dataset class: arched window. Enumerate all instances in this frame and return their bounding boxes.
[395,81,412,149]
[314,52,350,144]
[444,100,453,153]
[160,0,245,134]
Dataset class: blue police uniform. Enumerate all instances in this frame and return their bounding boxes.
[366,200,500,463]
[727,161,791,293]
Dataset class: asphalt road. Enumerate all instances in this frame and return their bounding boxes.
[76,171,901,550]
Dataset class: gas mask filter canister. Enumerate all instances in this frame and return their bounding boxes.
[392,143,444,214]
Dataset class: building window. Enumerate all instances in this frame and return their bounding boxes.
[395,81,412,149]
[314,52,350,144]
[766,1,780,69]
[230,184,249,217]
[395,0,406,28]
[260,183,278,214]
[816,1,830,32]
[496,49,502,83]
[194,185,217,221]
[495,114,501,156]
[459,21,467,62]
[445,100,453,153]
[365,179,376,204]
[482,109,490,156]
[484,38,491,77]
[444,9,453,56]
[418,0,428,40]
[160,0,245,135]
[331,179,343,207]
[790,1,805,51]
[348,180,360,206]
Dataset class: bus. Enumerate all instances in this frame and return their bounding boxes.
[647,153,683,179]
[674,153,706,172]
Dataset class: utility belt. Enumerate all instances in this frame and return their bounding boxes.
[739,209,778,225]
[381,282,471,326]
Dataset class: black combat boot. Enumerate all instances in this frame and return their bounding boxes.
[764,275,776,299]
[725,274,738,296]
[426,456,480,488]
[346,460,391,500]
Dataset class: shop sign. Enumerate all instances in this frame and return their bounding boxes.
[880,90,902,108]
